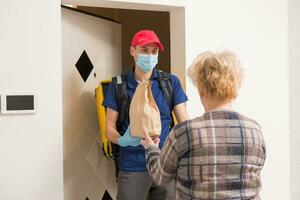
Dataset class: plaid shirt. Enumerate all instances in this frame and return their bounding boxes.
[146,110,266,200]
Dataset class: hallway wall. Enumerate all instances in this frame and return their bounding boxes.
[184,1,289,199]
[0,1,63,200]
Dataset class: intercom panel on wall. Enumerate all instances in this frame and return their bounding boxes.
[1,93,36,114]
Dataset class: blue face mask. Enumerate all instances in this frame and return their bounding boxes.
[136,54,158,72]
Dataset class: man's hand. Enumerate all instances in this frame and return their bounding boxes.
[118,126,141,147]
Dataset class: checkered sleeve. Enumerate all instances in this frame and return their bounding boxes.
[145,130,178,185]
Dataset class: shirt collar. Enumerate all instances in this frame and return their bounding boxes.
[127,68,158,89]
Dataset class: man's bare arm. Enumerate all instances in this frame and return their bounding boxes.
[173,102,189,123]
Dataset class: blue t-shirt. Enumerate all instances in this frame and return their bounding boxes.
[102,69,188,172]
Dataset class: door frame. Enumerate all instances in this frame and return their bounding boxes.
[61,0,187,90]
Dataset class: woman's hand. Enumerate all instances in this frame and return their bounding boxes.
[140,130,160,150]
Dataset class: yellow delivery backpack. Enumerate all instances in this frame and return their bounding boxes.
[95,79,115,160]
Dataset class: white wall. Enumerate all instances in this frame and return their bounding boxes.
[184,1,289,199]
[289,0,300,199]
[0,1,63,200]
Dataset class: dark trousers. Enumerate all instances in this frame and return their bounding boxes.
[116,170,174,200]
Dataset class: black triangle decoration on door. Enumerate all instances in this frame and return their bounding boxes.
[102,190,113,200]
[75,50,94,82]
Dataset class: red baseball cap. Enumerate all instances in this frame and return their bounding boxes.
[131,30,164,51]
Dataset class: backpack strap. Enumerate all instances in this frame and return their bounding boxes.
[156,70,173,110]
[112,74,130,135]
[156,69,175,129]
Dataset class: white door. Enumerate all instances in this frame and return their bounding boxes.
[62,7,121,200]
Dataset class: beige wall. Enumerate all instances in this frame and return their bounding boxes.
[77,6,170,73]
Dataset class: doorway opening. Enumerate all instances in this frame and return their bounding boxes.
[61,1,186,199]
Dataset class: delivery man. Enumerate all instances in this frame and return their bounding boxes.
[102,29,189,200]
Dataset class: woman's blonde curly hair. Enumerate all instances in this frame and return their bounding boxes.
[188,50,245,100]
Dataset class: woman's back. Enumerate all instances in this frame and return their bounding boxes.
[175,110,266,200]
[142,50,266,200]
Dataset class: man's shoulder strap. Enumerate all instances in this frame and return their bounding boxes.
[112,74,128,101]
[156,70,173,109]
[112,74,129,134]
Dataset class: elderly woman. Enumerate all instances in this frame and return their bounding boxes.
[141,50,266,200]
